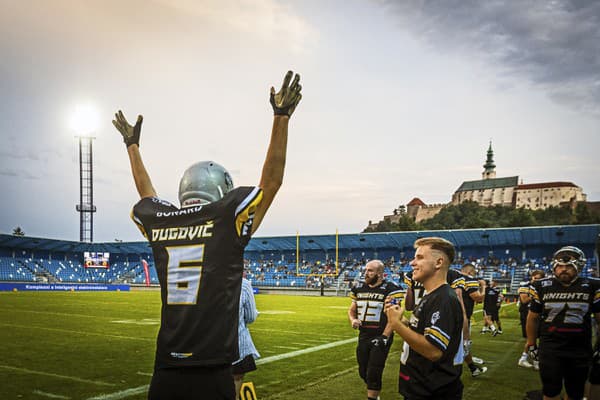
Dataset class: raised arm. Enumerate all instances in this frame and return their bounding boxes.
[252,71,302,234]
[112,111,156,199]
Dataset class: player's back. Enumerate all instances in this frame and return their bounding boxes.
[132,186,262,367]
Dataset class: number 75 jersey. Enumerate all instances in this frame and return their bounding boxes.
[131,186,262,367]
[529,276,600,356]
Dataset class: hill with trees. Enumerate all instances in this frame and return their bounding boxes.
[363,201,600,232]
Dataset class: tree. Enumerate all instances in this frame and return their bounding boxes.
[12,226,25,236]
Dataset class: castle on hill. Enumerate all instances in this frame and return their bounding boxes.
[366,142,587,229]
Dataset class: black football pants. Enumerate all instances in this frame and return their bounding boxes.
[356,336,393,391]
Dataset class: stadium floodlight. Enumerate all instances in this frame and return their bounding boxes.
[69,104,100,137]
[70,103,99,243]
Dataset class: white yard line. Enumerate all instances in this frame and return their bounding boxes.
[86,386,149,400]
[263,366,356,399]
[273,345,301,350]
[0,365,115,387]
[32,390,71,399]
[0,322,154,342]
[256,337,356,365]
[0,308,108,319]
[85,336,358,399]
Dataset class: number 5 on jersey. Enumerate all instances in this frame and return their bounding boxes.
[165,245,204,305]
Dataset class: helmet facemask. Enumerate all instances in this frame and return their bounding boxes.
[551,246,586,284]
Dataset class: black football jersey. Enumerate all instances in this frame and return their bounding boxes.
[399,284,464,398]
[461,274,481,319]
[483,286,501,310]
[518,280,531,312]
[530,276,600,357]
[350,280,404,338]
[131,186,263,367]
[404,268,465,308]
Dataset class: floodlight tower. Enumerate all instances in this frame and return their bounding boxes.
[75,136,96,242]
[71,104,99,243]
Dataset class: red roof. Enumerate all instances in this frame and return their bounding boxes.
[407,197,426,206]
[516,182,578,190]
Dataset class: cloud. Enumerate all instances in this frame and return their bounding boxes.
[151,0,317,54]
[382,0,600,116]
[0,169,39,180]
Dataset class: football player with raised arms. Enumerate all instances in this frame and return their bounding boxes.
[112,71,302,400]
[527,246,600,400]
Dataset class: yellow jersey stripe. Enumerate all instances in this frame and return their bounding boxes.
[235,189,263,237]
[425,327,450,347]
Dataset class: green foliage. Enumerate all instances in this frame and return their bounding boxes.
[364,201,600,232]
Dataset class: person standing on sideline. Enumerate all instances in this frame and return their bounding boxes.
[113,71,302,400]
[348,260,404,400]
[405,257,485,378]
[527,246,600,400]
[481,280,501,335]
[386,237,464,400]
[232,274,260,399]
[460,263,487,376]
[517,269,545,369]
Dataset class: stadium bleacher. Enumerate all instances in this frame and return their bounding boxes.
[0,225,598,292]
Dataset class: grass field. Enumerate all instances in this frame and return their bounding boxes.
[0,291,543,399]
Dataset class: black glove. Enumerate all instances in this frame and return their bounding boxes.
[527,344,538,362]
[112,110,143,148]
[371,335,389,348]
[270,70,302,117]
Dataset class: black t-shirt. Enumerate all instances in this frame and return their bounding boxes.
[483,286,501,311]
[350,280,404,339]
[131,186,263,367]
[461,274,481,319]
[404,268,465,308]
[399,284,464,398]
[530,276,600,357]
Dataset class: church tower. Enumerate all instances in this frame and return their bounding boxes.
[482,141,496,180]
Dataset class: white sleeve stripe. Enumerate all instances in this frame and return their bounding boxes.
[132,214,143,226]
[429,325,451,340]
[235,187,261,217]
[426,334,448,350]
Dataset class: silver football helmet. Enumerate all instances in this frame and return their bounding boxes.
[552,245,587,272]
[178,161,234,207]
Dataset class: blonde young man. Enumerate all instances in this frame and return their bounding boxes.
[385,237,464,400]
[348,260,404,400]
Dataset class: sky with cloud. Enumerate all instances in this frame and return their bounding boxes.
[1,0,598,242]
